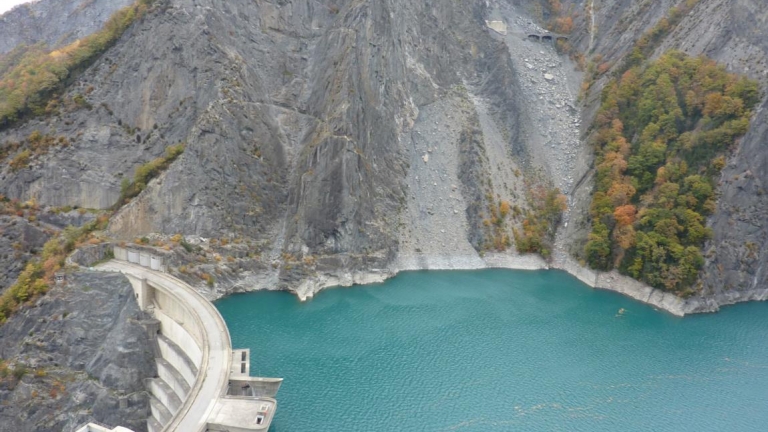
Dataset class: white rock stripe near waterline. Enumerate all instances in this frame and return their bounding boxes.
[291,252,697,317]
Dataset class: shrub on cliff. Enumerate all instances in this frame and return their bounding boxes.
[0,215,109,324]
[117,143,185,206]
[514,186,566,258]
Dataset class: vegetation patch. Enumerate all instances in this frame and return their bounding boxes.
[0,140,184,325]
[544,0,576,34]
[117,143,185,206]
[584,50,760,295]
[0,215,110,324]
[0,0,156,129]
[482,198,513,251]
[514,183,566,259]
[2,131,70,171]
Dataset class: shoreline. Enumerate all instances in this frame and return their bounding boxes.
[290,253,547,302]
[81,242,764,318]
[286,252,768,317]
[290,252,697,316]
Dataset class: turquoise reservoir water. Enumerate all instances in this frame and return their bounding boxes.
[215,270,768,431]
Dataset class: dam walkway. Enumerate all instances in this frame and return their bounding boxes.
[77,247,282,432]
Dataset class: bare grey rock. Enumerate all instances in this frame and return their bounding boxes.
[0,215,51,290]
[0,0,134,54]
[0,271,156,432]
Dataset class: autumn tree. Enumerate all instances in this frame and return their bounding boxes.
[584,50,759,295]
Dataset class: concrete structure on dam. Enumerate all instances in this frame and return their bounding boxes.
[76,246,282,432]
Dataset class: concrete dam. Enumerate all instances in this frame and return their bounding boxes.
[75,246,282,432]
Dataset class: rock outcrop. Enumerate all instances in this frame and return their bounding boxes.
[0,0,134,54]
[0,215,51,290]
[0,271,156,432]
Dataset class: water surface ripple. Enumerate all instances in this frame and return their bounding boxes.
[216,269,768,431]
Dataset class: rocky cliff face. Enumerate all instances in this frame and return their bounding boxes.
[0,215,51,290]
[0,271,155,432]
[0,0,134,54]
[1,0,767,310]
[562,0,768,311]
[0,0,543,291]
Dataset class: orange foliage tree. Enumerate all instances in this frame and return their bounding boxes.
[584,50,759,295]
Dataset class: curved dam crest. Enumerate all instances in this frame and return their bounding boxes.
[77,247,282,432]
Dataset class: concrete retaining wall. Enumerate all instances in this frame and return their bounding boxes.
[114,246,167,272]
[147,378,182,414]
[154,289,204,349]
[157,358,190,401]
[110,246,208,431]
[157,336,198,388]
[128,250,139,264]
[114,246,128,261]
[149,398,172,425]
[154,307,203,368]
[98,248,281,432]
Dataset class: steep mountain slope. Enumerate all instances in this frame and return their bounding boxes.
[564,0,768,311]
[0,0,134,54]
[1,0,550,297]
[0,0,766,312]
[0,272,155,432]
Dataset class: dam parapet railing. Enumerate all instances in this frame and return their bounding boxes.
[77,245,282,432]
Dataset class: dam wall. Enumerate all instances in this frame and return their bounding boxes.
[77,246,283,432]
[111,245,204,432]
